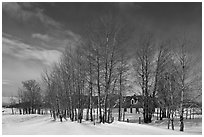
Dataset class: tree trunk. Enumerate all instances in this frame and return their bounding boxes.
[71,108,74,121]
[118,72,122,121]
[11,108,14,115]
[90,87,93,121]
[167,108,170,129]
[28,108,31,114]
[97,103,98,121]
[186,108,188,119]
[53,110,56,120]
[86,98,90,120]
[19,109,22,115]
[162,108,167,118]
[38,108,40,114]
[90,106,93,121]
[98,95,102,123]
[74,108,78,121]
[123,108,125,121]
[97,56,102,123]
[171,111,174,130]
[160,107,162,120]
[156,108,159,120]
[118,103,121,121]
[180,86,184,131]
[180,111,184,131]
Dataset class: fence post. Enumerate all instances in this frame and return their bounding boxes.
[139,117,141,124]
[186,108,188,119]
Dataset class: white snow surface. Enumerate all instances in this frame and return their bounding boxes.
[2,114,191,135]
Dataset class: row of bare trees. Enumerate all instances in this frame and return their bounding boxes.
[17,80,42,115]
[41,16,131,123]
[14,15,201,132]
[132,33,201,131]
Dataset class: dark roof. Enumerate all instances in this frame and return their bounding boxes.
[122,95,143,108]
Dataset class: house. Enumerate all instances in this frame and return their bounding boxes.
[122,94,143,113]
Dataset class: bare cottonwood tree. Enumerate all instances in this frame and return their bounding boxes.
[84,15,131,123]
[133,32,155,123]
[174,38,194,132]
[19,80,42,114]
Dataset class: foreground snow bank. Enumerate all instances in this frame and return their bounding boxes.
[2,114,191,135]
[148,117,202,135]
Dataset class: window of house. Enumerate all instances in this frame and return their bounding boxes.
[131,99,134,104]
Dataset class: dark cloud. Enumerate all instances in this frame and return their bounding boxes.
[3,2,62,28]
[2,2,201,97]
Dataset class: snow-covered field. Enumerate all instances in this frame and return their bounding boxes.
[148,118,202,135]
[2,114,189,135]
[2,108,202,135]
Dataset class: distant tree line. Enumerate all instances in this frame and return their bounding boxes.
[14,80,43,115]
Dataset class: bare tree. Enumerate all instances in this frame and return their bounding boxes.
[174,38,193,132]
[133,32,155,123]
[10,96,16,115]
[117,48,130,121]
[20,80,42,114]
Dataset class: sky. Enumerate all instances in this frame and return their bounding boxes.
[2,2,202,97]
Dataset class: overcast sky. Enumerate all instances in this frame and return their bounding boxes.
[2,2,201,97]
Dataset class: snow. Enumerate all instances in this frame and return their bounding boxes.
[148,117,202,135]
[2,107,20,115]
[2,107,202,135]
[3,113,192,135]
